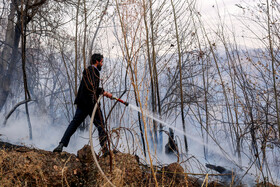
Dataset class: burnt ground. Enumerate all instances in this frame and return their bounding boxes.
[0,141,278,186]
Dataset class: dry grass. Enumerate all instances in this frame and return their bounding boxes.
[0,145,85,186]
[1,142,272,187]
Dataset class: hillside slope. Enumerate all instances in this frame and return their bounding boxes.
[0,141,276,186]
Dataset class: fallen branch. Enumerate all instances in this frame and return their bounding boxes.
[3,99,34,126]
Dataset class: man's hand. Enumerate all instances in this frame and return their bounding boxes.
[103,91,113,99]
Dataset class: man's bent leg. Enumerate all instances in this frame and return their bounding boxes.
[60,107,88,147]
[94,109,108,151]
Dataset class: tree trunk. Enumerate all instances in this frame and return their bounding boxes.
[0,2,21,112]
[171,0,188,153]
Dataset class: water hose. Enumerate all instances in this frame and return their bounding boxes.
[89,95,129,187]
[89,95,115,187]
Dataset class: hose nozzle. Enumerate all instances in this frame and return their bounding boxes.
[111,96,129,106]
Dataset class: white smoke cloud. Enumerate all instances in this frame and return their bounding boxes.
[0,112,99,154]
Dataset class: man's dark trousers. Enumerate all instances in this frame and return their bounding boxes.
[60,107,107,148]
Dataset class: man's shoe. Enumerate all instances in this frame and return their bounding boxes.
[53,143,64,153]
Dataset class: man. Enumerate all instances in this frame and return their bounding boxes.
[53,53,112,153]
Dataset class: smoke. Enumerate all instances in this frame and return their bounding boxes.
[0,112,99,154]
[127,104,280,186]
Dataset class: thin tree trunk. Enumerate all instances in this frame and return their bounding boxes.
[202,58,209,158]
[82,0,87,67]
[21,0,32,140]
[190,10,209,158]
[229,44,242,164]
[171,0,188,153]
[58,42,75,116]
[142,0,157,151]
[115,0,147,157]
[149,0,163,152]
[74,0,81,96]
[266,0,280,138]
[88,0,110,58]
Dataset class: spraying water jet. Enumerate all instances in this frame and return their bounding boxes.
[108,96,243,169]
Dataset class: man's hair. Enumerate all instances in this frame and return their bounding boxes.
[90,53,103,65]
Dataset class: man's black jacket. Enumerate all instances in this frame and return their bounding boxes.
[74,65,104,112]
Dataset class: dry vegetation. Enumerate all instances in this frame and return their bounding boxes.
[0,142,224,186]
[1,142,279,186]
